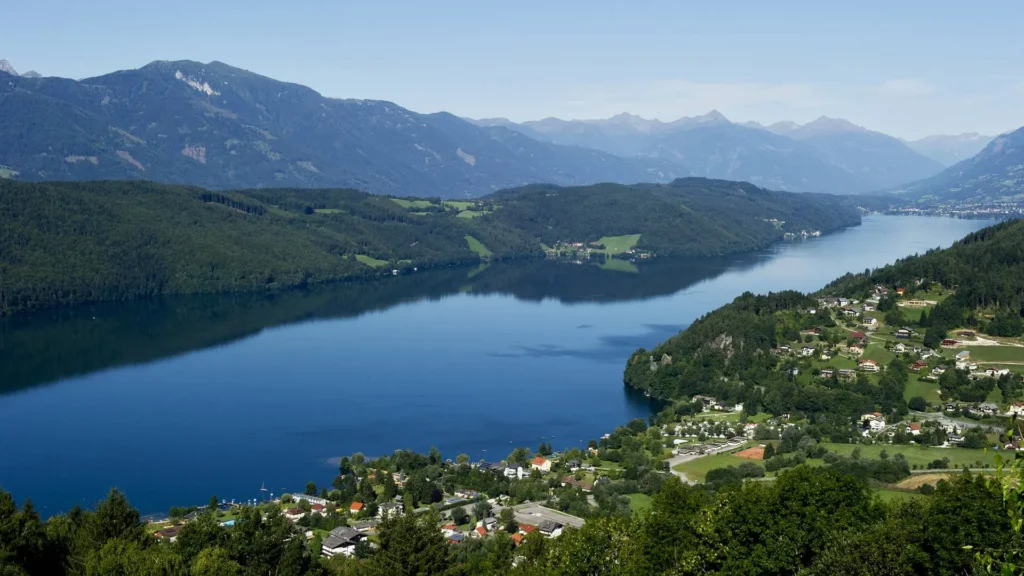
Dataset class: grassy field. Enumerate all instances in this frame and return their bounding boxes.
[905,374,943,403]
[456,210,487,219]
[464,235,492,257]
[314,208,341,214]
[821,443,997,468]
[672,446,758,481]
[443,201,475,211]
[900,306,926,323]
[964,346,1024,363]
[627,493,652,513]
[861,343,896,366]
[594,234,641,255]
[391,198,437,209]
[597,259,639,273]
[355,254,388,268]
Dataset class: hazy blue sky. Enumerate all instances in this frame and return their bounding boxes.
[5,0,1022,139]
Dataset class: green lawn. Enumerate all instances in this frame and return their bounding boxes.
[314,208,341,214]
[456,210,487,219]
[593,234,641,255]
[627,493,652,513]
[464,235,492,257]
[391,198,437,209]
[355,254,388,268]
[963,346,1024,363]
[672,446,758,481]
[905,374,942,403]
[900,306,926,323]
[820,443,997,468]
[861,343,896,366]
[443,201,475,211]
[597,259,639,273]
[986,385,1004,404]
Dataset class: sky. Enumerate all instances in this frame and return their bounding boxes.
[4,0,1023,140]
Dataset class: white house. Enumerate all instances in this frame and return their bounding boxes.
[800,346,815,357]
[378,501,403,519]
[892,343,906,353]
[1010,402,1024,416]
[859,360,880,372]
[869,419,886,432]
[531,456,552,472]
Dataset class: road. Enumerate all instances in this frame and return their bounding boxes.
[910,411,1005,434]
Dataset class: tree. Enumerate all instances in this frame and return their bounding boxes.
[428,446,443,466]
[473,501,492,521]
[456,453,470,464]
[191,546,242,576]
[305,482,317,496]
[370,511,450,575]
[499,507,517,533]
[450,507,469,526]
[763,442,776,459]
[208,495,219,510]
[908,396,927,411]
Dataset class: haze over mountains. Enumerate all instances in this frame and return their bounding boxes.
[889,125,1024,202]
[0,57,1012,201]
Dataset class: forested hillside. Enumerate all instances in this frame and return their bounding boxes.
[625,219,1024,426]
[824,219,1024,344]
[0,178,860,315]
[0,180,537,315]
[486,178,861,256]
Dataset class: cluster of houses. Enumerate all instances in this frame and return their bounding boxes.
[440,506,572,546]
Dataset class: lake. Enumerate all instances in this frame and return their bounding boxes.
[0,215,995,515]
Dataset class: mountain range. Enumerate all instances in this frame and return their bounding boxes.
[887,126,1024,202]
[473,112,953,194]
[0,60,679,197]
[0,58,1012,201]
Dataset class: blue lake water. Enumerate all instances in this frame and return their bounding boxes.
[0,215,995,515]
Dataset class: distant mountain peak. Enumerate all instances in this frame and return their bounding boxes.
[20,70,42,78]
[0,59,18,76]
[798,116,867,135]
[766,120,801,134]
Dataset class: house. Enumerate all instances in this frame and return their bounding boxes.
[353,520,379,534]
[743,423,758,439]
[863,317,879,327]
[841,308,858,316]
[1010,402,1024,416]
[530,456,552,472]
[863,304,876,312]
[869,419,885,431]
[906,423,922,436]
[284,507,306,522]
[349,501,364,514]
[942,339,960,348]
[310,503,326,514]
[910,360,928,372]
[902,300,929,308]
[957,330,977,338]
[455,489,480,500]
[473,525,488,539]
[896,329,911,339]
[378,502,403,519]
[511,533,524,546]
[519,524,537,535]
[859,359,880,372]
[820,352,832,361]
[892,343,907,353]
[820,368,835,378]
[441,524,459,536]
[896,288,906,296]
[800,346,815,357]
[733,402,744,412]
[838,369,857,380]
[561,476,594,491]
[447,533,465,545]
[851,331,867,343]
[956,350,971,361]
[321,526,365,557]
[980,403,999,416]
[154,526,181,542]
[932,366,947,376]
[985,368,1010,378]
[537,520,564,538]
[847,345,863,356]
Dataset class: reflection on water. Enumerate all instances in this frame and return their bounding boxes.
[0,215,997,514]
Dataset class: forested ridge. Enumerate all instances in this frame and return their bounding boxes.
[624,219,1024,423]
[824,219,1024,342]
[486,178,861,256]
[0,178,859,315]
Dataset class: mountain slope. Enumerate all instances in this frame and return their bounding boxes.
[906,133,994,167]
[785,117,944,191]
[0,178,860,314]
[489,112,941,193]
[0,60,663,197]
[890,126,1024,202]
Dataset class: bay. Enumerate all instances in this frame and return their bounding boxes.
[0,215,995,515]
